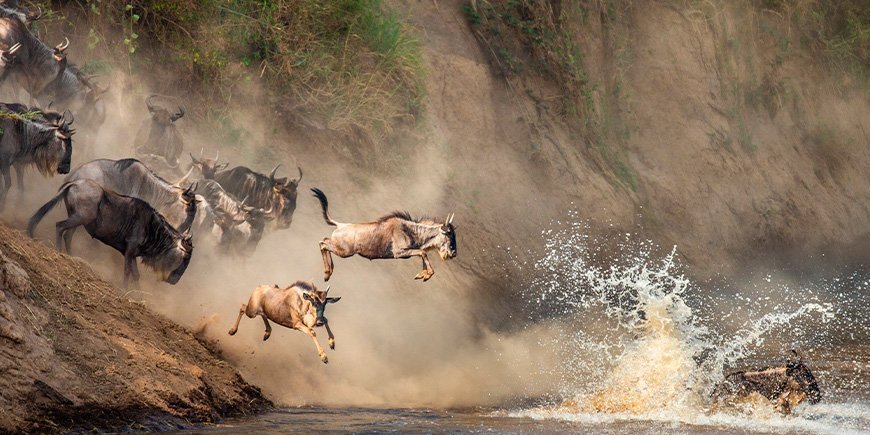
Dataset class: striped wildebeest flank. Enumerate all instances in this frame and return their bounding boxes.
[711,350,822,414]
[134,95,186,174]
[213,163,302,230]
[228,281,341,364]
[0,105,74,208]
[0,8,106,135]
[196,180,267,256]
[64,158,198,232]
[310,188,457,282]
[27,179,194,288]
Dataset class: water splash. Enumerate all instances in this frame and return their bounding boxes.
[509,220,868,433]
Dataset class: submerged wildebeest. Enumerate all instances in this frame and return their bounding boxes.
[228,281,341,364]
[196,180,266,255]
[310,188,457,282]
[27,179,194,287]
[0,9,106,133]
[64,158,197,232]
[0,106,74,207]
[213,163,301,230]
[134,95,186,172]
[712,351,822,414]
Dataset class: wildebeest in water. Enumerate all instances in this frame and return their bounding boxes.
[228,281,341,364]
[213,163,301,230]
[0,106,74,208]
[310,188,457,282]
[711,350,822,414]
[27,179,194,287]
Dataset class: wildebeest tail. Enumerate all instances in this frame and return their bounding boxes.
[28,183,72,237]
[310,188,338,226]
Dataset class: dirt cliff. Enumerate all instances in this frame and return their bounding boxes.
[0,225,269,432]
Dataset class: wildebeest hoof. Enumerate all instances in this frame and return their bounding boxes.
[323,272,331,281]
[263,332,271,341]
[320,354,328,364]
[328,339,335,350]
[228,329,236,336]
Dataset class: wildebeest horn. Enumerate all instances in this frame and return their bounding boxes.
[171,104,185,121]
[63,110,74,126]
[324,285,330,294]
[214,150,220,161]
[291,165,303,185]
[8,42,21,55]
[27,7,43,21]
[2,43,21,62]
[176,166,194,186]
[146,94,158,113]
[189,152,199,163]
[55,37,70,53]
[269,164,281,180]
[240,195,249,206]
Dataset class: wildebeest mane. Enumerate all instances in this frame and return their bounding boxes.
[11,116,62,175]
[112,158,180,205]
[291,281,316,292]
[378,210,415,222]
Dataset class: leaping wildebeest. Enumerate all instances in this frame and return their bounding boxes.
[134,95,186,173]
[27,179,194,288]
[64,158,197,232]
[0,106,74,208]
[310,188,457,282]
[228,281,341,364]
[711,350,822,414]
[213,163,302,230]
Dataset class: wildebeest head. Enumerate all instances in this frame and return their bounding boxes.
[436,214,457,260]
[786,351,821,404]
[189,150,227,180]
[301,285,341,327]
[146,94,185,126]
[268,164,302,229]
[164,231,193,284]
[39,110,75,175]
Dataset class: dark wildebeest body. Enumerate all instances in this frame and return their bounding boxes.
[712,352,821,414]
[134,95,185,173]
[213,164,301,230]
[27,179,193,288]
[310,188,457,282]
[0,102,72,191]
[64,159,197,232]
[228,281,340,364]
[196,180,266,255]
[0,9,105,134]
[0,105,73,207]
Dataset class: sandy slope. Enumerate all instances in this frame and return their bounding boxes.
[0,225,270,432]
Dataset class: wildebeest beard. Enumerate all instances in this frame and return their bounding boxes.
[15,118,72,175]
[138,212,192,281]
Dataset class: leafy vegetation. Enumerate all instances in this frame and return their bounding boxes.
[76,0,425,140]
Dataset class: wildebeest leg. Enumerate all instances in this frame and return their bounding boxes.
[0,166,10,209]
[261,315,272,341]
[298,326,328,363]
[55,216,86,253]
[14,164,24,192]
[401,250,434,281]
[62,227,77,255]
[228,303,247,336]
[324,321,335,350]
[123,249,140,289]
[319,238,335,281]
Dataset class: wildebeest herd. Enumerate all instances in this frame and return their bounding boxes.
[0,3,821,414]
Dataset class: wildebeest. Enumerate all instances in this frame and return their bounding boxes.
[134,95,185,172]
[310,188,457,282]
[0,102,72,191]
[228,281,341,364]
[0,9,106,133]
[64,158,197,232]
[196,180,266,255]
[214,164,301,230]
[712,351,822,414]
[27,179,194,287]
[0,106,74,207]
[186,150,227,181]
